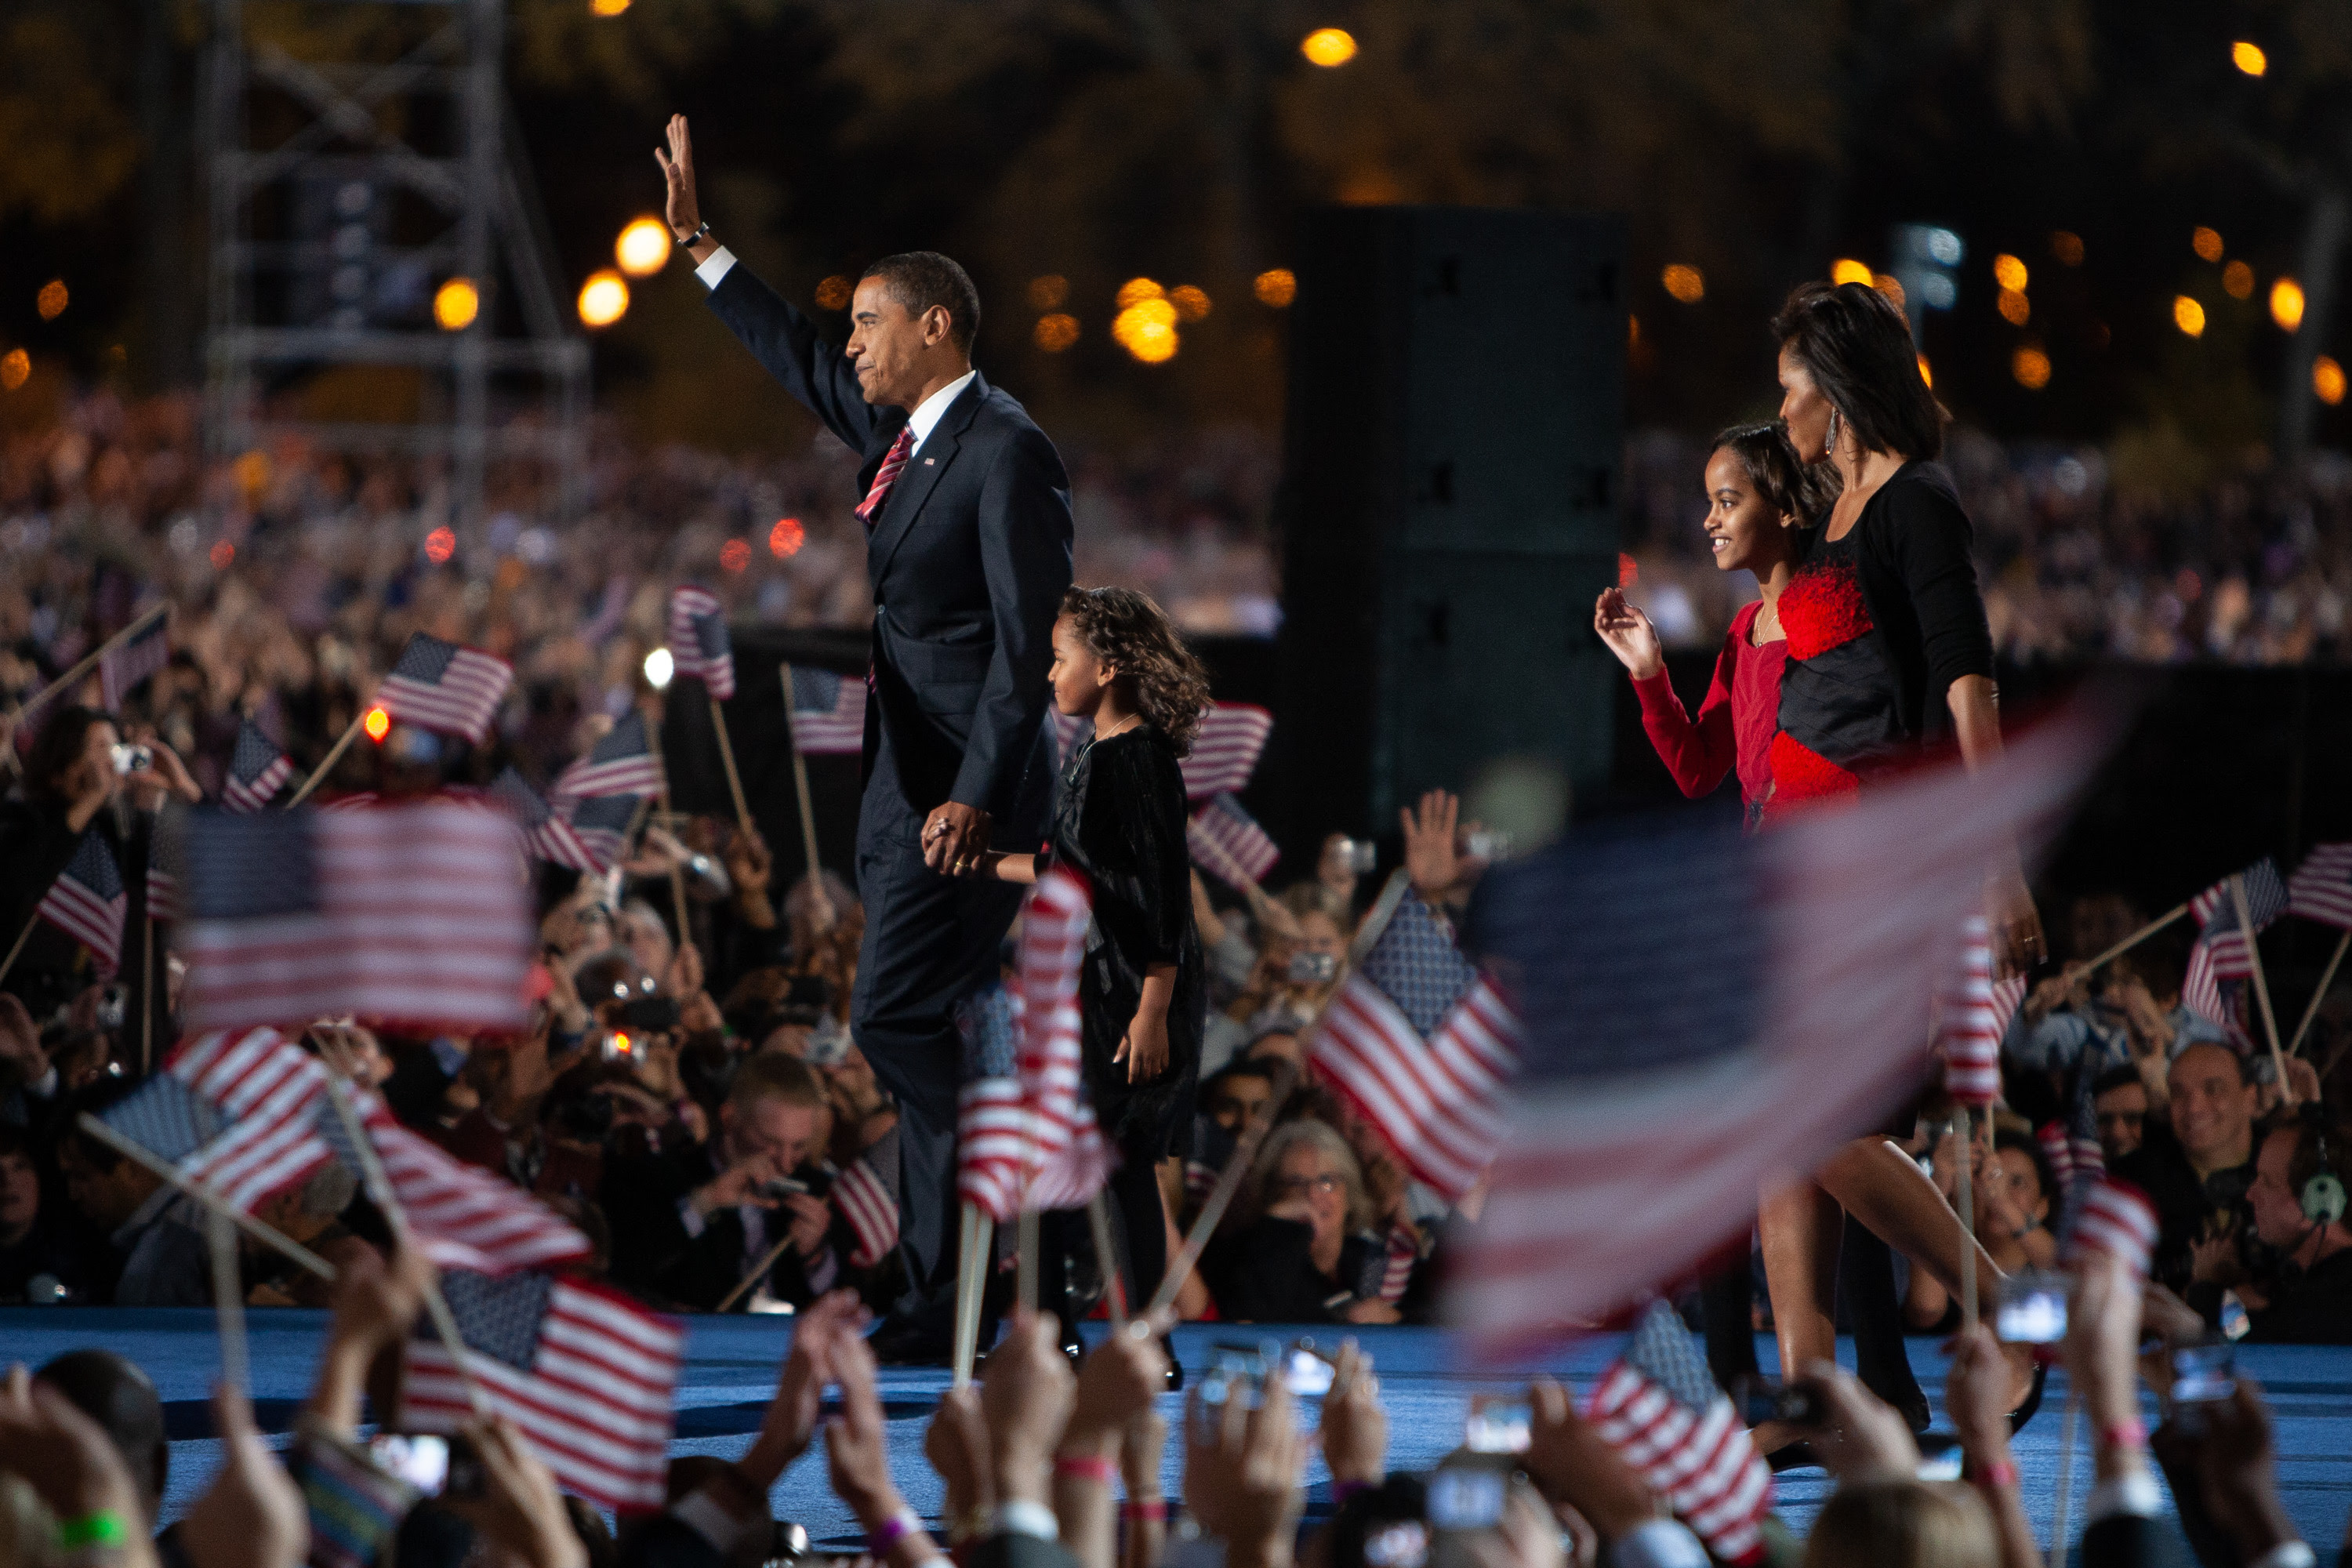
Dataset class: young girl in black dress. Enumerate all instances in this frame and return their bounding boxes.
[969,586,1208,1338]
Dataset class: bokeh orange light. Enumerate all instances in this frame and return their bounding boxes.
[364,706,391,742]
[1301,28,1357,67]
[424,526,456,563]
[720,539,752,574]
[770,517,805,557]
[1252,269,1297,307]
[2317,356,2347,407]
[1169,285,1212,321]
[2012,346,2052,390]
[615,217,673,278]
[815,276,854,310]
[2271,278,2305,331]
[578,270,630,328]
[2192,227,2224,263]
[1033,314,1080,352]
[1027,275,1069,310]
[209,539,235,570]
[1661,265,1705,303]
[2223,261,2256,299]
[1831,259,1873,287]
[36,281,67,321]
[2173,296,2207,337]
[434,278,480,331]
[2231,41,2266,77]
[2051,231,2085,267]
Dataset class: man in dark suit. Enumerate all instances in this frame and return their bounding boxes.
[659,116,1072,1357]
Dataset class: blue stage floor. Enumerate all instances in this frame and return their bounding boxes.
[6,1311,2346,1555]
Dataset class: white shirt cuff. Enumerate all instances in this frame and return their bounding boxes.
[993,1500,1058,1541]
[696,246,737,289]
[2085,1469,2163,1523]
[677,1196,708,1240]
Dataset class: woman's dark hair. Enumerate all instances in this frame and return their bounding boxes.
[1770,281,1946,462]
[1994,1127,2056,1209]
[1711,423,1838,525]
[1058,586,1212,753]
[24,706,114,804]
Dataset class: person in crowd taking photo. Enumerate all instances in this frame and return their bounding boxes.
[966,585,1207,1347]
[660,111,1074,1363]
[1207,1120,1399,1324]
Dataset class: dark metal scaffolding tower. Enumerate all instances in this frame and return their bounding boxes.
[201,0,586,528]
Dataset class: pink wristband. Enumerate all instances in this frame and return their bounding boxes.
[1120,1500,1168,1522]
[2100,1418,2147,1453]
[866,1508,920,1556]
[1054,1454,1120,1486]
[1973,1459,2020,1490]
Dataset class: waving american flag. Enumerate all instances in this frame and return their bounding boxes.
[1188,793,1279,890]
[376,633,513,745]
[1179,702,1272,799]
[667,586,735,699]
[38,833,125,975]
[2287,843,2352,931]
[553,711,663,800]
[1588,1301,1773,1564]
[2183,858,2288,1033]
[787,666,867,756]
[221,718,294,814]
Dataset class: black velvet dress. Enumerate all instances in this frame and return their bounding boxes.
[1044,724,1203,1160]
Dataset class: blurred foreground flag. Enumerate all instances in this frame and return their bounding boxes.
[181,800,533,1034]
[100,610,170,710]
[1588,1301,1773,1564]
[553,711,662,800]
[2286,842,2352,930]
[1449,710,2110,1345]
[1180,702,1272,799]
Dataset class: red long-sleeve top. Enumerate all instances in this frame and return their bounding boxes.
[1628,600,1788,815]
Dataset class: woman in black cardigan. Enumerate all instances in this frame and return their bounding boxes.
[1749,281,2049,1454]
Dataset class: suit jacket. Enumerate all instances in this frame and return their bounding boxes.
[599,1141,852,1312]
[705,264,1073,822]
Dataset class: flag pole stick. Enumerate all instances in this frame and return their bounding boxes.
[1017,1208,1040,1319]
[208,1208,249,1393]
[140,916,155,1079]
[642,709,695,956]
[1145,1057,1299,1320]
[1954,1112,1979,1330]
[74,1116,335,1278]
[777,664,833,929]
[11,604,169,728]
[0,912,39,989]
[2284,929,2349,1061]
[2229,875,2295,1104]
[320,1079,493,1417]
[1085,1190,1128,1330]
[287,710,369,808]
[952,1201,995,1391]
[706,687,753,833]
[2076,902,2190,975]
[2045,1392,2080,1568]
[716,1233,797,1314]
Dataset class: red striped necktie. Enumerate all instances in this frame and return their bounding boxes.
[855,426,916,527]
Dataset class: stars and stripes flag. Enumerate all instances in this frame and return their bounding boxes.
[400,1269,684,1512]
[552,712,663,800]
[787,666,866,756]
[180,800,533,1034]
[567,794,641,875]
[2287,843,2352,931]
[955,869,1110,1221]
[2062,1177,2159,1282]
[1307,890,1517,1203]
[1448,708,2107,1345]
[222,718,294,813]
[1179,703,1272,800]
[831,1157,899,1269]
[2183,859,2288,1031]
[146,865,182,924]
[2042,1062,2109,1240]
[37,833,125,975]
[667,587,735,699]
[376,633,513,745]
[1586,1301,1774,1564]
[494,770,598,873]
[100,611,170,711]
[1188,793,1279,891]
[1936,916,2021,1107]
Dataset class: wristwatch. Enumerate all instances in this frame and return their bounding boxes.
[682,219,713,246]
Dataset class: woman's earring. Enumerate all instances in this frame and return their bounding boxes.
[1826,408,1842,454]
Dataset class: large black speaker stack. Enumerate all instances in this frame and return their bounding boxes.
[1268,206,1627,855]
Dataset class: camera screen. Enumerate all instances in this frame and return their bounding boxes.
[367,1434,448,1494]
[1463,1396,1530,1454]
[1995,1270,2069,1345]
[2171,1344,2236,1403]
[1426,1470,1505,1532]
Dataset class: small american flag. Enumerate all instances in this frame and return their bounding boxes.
[2038,1121,2076,1197]
[1179,703,1273,800]
[180,801,533,1034]
[2183,861,2286,1034]
[100,612,170,711]
[376,633,513,745]
[1936,917,2003,1106]
[38,833,125,975]
[787,666,866,756]
[2064,1178,2158,1282]
[494,770,598,873]
[667,586,735,699]
[2287,843,2352,931]
[1450,709,2107,1345]
[832,1156,899,1269]
[1308,891,1516,1203]
[568,794,641,874]
[168,1026,340,1213]
[222,718,294,813]
[553,712,663,800]
[146,865,182,924]
[954,872,1110,1220]
[400,1269,684,1512]
[93,1073,224,1165]
[1188,794,1279,891]
[1587,1301,1773,1564]
[366,1116,590,1275]
[1376,1225,1419,1304]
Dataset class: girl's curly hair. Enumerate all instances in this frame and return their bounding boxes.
[1058,586,1212,754]
[1712,422,1839,526]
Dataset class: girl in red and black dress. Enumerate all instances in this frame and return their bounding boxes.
[1749,280,2049,1451]
[1596,423,1817,831]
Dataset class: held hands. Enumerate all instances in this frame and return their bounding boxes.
[1592,588,1664,681]
[923,802,993,877]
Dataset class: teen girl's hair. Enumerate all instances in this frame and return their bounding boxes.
[1769,280,1949,462]
[1058,586,1212,754]
[1712,423,1840,526]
